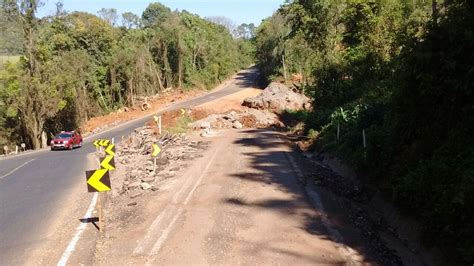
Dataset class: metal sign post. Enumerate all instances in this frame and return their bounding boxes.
[85,141,116,233]
[151,143,162,172]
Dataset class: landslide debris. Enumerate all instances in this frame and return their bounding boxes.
[109,125,210,201]
[242,82,311,111]
[191,82,313,130]
[190,109,279,130]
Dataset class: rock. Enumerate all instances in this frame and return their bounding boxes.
[129,169,139,179]
[128,181,141,189]
[242,82,311,111]
[142,177,155,183]
[200,121,211,129]
[232,120,243,129]
[141,182,152,190]
[145,165,154,172]
[129,191,142,199]
[223,111,237,122]
[127,202,137,206]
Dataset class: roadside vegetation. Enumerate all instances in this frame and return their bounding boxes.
[254,0,473,262]
[0,1,254,149]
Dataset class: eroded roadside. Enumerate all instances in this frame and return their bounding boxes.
[79,81,430,265]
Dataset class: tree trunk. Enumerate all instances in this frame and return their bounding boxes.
[432,0,438,22]
[282,53,287,81]
[162,44,172,88]
[178,49,183,89]
[41,130,47,148]
[128,77,134,106]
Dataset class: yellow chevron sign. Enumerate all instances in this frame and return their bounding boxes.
[93,140,100,147]
[105,144,115,156]
[85,169,111,192]
[100,155,115,170]
[151,143,162,157]
[94,139,110,147]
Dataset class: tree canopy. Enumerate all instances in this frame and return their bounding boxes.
[0,1,253,149]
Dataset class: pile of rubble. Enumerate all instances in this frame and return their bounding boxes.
[111,125,209,199]
[190,109,279,130]
[243,82,312,111]
[189,82,312,131]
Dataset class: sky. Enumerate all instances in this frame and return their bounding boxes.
[37,0,284,26]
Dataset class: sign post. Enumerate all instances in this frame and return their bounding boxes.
[151,143,162,172]
[86,141,116,233]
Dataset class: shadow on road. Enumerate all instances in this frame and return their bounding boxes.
[225,129,380,264]
[79,217,100,231]
[234,67,266,88]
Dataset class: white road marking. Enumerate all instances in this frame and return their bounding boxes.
[148,208,184,256]
[133,206,171,254]
[285,153,361,265]
[184,148,219,205]
[57,193,98,266]
[137,147,221,258]
[0,159,35,180]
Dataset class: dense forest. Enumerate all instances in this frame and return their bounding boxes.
[0,1,254,149]
[254,0,473,262]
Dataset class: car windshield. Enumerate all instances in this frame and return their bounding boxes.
[56,133,72,139]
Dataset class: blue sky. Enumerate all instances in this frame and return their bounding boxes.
[37,0,284,26]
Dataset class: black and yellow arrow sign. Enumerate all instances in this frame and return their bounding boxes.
[93,140,101,147]
[85,169,111,192]
[100,155,115,170]
[151,143,162,157]
[105,144,115,156]
[93,139,110,147]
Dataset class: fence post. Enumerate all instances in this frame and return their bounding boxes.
[158,115,162,135]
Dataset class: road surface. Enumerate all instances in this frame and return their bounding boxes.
[0,68,260,265]
[94,129,359,264]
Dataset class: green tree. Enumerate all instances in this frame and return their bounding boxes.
[142,2,171,27]
[121,12,140,29]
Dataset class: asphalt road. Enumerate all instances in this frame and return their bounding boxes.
[0,68,260,264]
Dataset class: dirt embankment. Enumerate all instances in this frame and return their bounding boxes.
[83,90,203,136]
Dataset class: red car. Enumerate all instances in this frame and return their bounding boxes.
[50,131,83,150]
